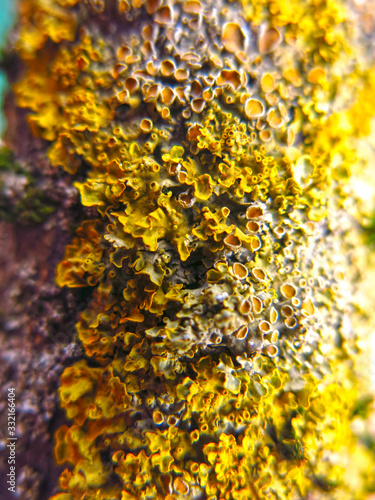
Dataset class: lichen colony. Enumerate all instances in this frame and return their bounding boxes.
[9,0,375,498]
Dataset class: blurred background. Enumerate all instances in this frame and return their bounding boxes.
[0,0,16,134]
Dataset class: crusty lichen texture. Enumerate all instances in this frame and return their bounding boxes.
[13,0,375,498]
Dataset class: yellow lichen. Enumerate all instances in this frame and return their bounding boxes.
[10,0,375,498]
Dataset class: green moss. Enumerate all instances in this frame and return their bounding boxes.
[0,147,56,223]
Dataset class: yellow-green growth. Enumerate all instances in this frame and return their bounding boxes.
[12,0,375,498]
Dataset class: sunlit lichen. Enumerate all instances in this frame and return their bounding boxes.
[10,0,375,498]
